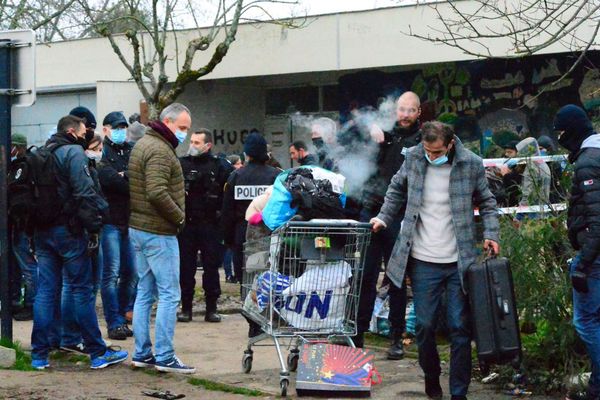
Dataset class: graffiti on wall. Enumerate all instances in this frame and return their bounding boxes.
[340,51,600,143]
[212,128,258,154]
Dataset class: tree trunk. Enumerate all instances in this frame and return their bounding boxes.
[147,101,160,120]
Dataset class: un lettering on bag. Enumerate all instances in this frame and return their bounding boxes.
[279,261,352,330]
[281,286,349,330]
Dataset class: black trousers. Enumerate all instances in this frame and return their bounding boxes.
[232,222,248,281]
[178,222,223,312]
[357,209,407,334]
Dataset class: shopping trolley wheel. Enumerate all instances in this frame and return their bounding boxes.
[280,377,289,397]
[287,352,299,372]
[242,352,253,373]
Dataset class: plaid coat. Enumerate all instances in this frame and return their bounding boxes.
[375,137,499,292]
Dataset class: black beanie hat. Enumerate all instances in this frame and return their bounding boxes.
[553,104,595,153]
[70,106,97,129]
[503,140,519,151]
[244,133,269,162]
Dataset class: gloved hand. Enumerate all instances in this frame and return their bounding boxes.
[570,256,589,293]
[571,267,589,293]
[87,233,99,256]
[505,158,518,168]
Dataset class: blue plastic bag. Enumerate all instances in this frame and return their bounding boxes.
[262,170,297,230]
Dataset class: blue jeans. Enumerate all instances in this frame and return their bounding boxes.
[129,228,180,363]
[223,248,233,278]
[12,230,38,307]
[101,225,137,330]
[408,257,471,397]
[32,226,106,360]
[571,254,600,398]
[62,243,103,347]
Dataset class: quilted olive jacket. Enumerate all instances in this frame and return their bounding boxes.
[128,129,185,235]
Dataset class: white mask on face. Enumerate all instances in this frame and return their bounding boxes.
[188,143,209,157]
[85,150,102,162]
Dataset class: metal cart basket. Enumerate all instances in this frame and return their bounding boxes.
[240,219,372,396]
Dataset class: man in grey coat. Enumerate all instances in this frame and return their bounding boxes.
[371,121,500,400]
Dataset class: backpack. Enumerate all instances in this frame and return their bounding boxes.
[8,143,64,229]
[284,168,346,221]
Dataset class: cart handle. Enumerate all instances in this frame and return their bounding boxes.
[278,219,373,230]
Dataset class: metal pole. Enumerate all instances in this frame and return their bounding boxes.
[0,39,13,341]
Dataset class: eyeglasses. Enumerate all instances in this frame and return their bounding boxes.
[397,107,419,115]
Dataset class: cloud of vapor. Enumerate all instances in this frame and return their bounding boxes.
[290,96,398,198]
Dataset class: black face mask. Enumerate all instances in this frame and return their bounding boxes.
[84,129,95,148]
[557,131,585,153]
[312,138,325,149]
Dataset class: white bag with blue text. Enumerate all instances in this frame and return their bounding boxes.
[279,260,352,331]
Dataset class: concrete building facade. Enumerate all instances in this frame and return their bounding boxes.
[10,3,600,168]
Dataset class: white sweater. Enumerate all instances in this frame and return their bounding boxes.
[410,164,458,263]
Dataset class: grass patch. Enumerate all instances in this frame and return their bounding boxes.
[142,367,163,377]
[0,338,35,371]
[364,333,421,359]
[188,377,267,397]
[193,287,205,303]
[50,351,89,364]
[364,332,389,348]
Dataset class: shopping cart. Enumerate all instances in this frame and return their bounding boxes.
[240,219,372,396]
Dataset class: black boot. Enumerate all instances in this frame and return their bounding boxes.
[205,299,222,323]
[387,330,405,360]
[425,375,443,400]
[177,308,192,322]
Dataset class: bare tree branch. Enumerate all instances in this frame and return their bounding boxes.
[82,0,301,118]
[408,0,600,109]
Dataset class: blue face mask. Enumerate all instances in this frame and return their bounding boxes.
[175,130,187,144]
[111,128,127,145]
[425,152,448,166]
[539,149,547,156]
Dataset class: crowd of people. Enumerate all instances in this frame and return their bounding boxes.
[6,92,599,400]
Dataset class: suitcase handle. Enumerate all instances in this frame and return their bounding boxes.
[496,296,510,315]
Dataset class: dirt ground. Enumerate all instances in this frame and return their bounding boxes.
[2,274,562,400]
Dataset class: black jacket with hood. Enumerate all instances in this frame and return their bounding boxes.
[49,132,108,234]
[554,105,600,270]
[98,137,132,228]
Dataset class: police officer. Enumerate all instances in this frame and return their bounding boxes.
[357,91,422,357]
[222,133,280,284]
[177,129,233,323]
[8,133,37,321]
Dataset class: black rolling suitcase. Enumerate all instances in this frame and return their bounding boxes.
[468,256,522,373]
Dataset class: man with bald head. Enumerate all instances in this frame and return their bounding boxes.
[356,91,422,356]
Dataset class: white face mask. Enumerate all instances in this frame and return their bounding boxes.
[85,150,102,162]
[188,143,209,157]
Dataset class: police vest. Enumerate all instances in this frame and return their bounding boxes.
[230,162,280,222]
[180,154,226,222]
